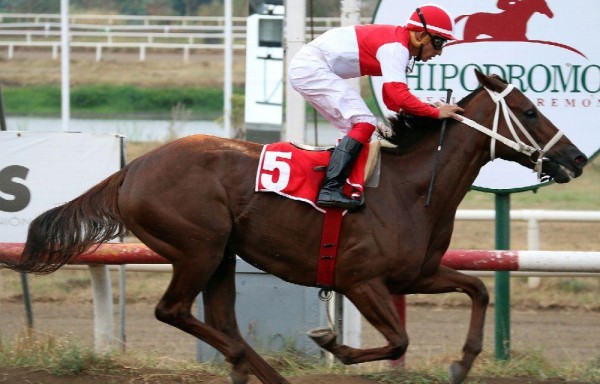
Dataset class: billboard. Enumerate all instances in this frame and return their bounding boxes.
[372,0,599,191]
[0,132,122,242]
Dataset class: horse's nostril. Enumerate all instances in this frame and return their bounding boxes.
[574,155,587,167]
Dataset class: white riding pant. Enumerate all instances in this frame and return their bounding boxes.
[288,45,377,135]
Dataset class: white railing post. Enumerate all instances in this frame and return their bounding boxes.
[88,265,115,354]
[95,44,102,61]
[183,45,189,63]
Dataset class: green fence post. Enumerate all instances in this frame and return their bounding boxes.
[495,193,511,360]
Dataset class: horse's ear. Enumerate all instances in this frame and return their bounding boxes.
[474,69,505,92]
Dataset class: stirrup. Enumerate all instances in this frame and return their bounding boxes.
[317,189,363,210]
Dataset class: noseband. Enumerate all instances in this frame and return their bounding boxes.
[455,84,564,180]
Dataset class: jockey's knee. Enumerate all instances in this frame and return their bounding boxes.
[348,122,376,144]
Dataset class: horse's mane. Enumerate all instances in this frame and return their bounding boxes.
[380,75,507,152]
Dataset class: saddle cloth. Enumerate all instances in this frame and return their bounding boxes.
[255,141,380,212]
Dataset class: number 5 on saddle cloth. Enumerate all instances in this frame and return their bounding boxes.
[255,141,381,212]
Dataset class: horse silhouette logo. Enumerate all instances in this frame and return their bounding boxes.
[453,0,585,57]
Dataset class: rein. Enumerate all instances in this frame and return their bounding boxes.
[454,84,564,180]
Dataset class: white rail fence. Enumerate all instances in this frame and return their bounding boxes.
[2,209,599,353]
[0,13,372,61]
[59,209,600,352]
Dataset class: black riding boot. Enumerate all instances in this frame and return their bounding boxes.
[316,136,364,210]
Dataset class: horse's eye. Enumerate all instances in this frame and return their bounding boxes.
[524,108,537,119]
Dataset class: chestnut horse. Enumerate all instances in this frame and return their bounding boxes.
[1,71,587,384]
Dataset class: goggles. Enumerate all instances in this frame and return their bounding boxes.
[416,8,448,50]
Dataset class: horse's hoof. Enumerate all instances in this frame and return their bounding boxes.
[307,327,336,347]
[449,361,467,384]
[229,371,248,384]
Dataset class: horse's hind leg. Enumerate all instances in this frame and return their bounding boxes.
[310,279,409,364]
[408,266,489,384]
[203,249,289,384]
[154,258,248,371]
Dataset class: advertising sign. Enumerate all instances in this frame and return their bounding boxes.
[372,0,599,191]
[0,132,122,242]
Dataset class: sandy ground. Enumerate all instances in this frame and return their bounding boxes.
[1,300,598,383]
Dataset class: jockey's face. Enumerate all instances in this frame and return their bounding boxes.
[410,31,444,61]
[420,36,444,61]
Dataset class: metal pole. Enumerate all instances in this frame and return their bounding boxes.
[118,264,126,351]
[283,0,306,142]
[527,218,542,288]
[118,136,127,351]
[60,0,70,132]
[223,0,233,138]
[0,83,7,131]
[20,273,34,329]
[494,193,511,360]
[339,0,363,348]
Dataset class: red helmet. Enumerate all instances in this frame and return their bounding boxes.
[406,4,456,40]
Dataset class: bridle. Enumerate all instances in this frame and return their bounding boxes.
[454,84,564,180]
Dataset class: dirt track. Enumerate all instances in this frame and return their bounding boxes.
[1,300,598,383]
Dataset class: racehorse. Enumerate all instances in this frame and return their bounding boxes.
[1,70,587,384]
[456,0,554,41]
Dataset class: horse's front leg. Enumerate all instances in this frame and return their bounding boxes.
[309,279,408,364]
[405,266,490,384]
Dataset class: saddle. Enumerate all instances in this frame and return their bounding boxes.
[255,140,382,212]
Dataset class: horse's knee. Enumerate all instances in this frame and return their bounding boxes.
[389,338,408,360]
[463,342,483,357]
[473,279,490,306]
[155,302,189,325]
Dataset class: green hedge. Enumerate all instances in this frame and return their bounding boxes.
[2,84,381,120]
[1,85,239,118]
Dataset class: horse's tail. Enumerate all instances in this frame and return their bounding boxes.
[2,167,130,275]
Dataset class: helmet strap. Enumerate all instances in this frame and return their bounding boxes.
[417,44,425,62]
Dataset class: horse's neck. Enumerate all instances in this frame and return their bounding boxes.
[382,120,490,216]
[434,125,489,206]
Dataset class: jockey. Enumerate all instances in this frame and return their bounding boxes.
[497,0,518,11]
[288,4,464,210]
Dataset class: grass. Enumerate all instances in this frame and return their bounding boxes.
[365,350,600,383]
[2,84,241,119]
[0,331,598,383]
[0,330,118,375]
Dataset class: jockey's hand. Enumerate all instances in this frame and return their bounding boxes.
[435,102,464,120]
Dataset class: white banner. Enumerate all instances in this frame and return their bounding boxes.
[372,0,599,191]
[0,132,122,242]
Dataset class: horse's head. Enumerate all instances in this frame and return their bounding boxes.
[468,69,586,183]
[533,0,554,18]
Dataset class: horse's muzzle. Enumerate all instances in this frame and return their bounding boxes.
[542,147,587,183]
